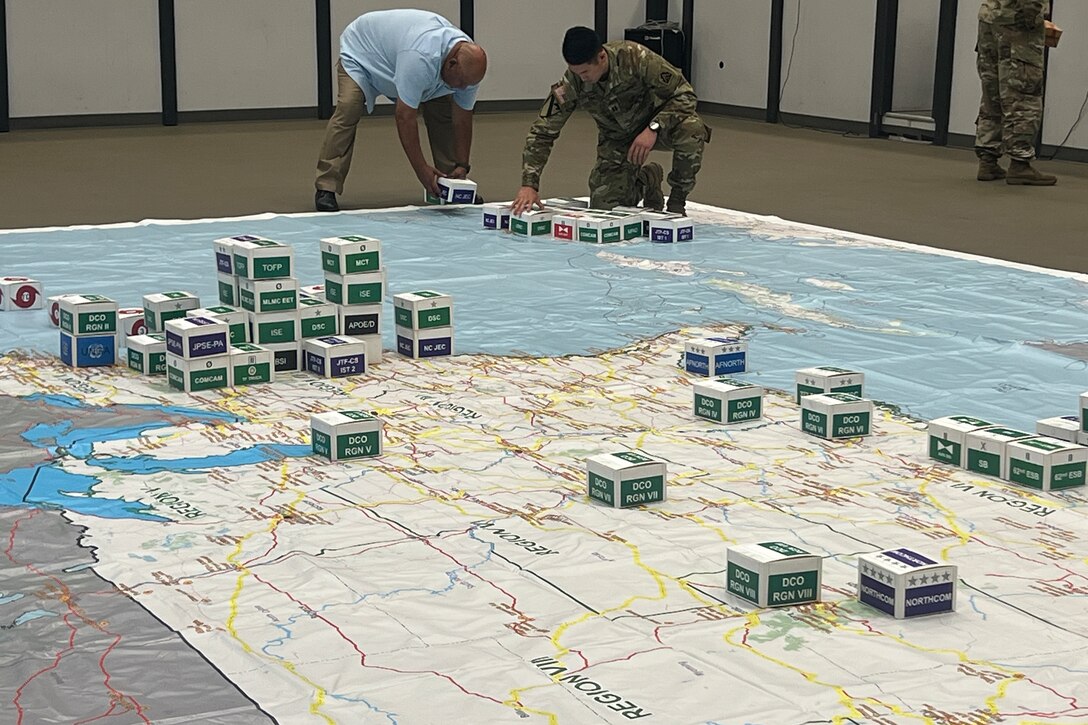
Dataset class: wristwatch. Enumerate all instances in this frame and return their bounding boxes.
[648,120,661,133]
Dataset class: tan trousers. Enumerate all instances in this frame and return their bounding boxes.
[315,61,460,194]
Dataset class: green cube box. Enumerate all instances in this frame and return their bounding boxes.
[801,393,873,440]
[727,542,822,607]
[310,410,383,461]
[693,378,763,424]
[1006,437,1088,491]
[585,451,667,509]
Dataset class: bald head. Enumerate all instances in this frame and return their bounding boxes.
[442,42,487,89]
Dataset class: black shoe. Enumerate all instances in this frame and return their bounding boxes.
[315,190,339,212]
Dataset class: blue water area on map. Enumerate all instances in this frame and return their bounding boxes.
[12,609,57,626]
[2,206,1086,430]
[90,444,313,473]
[2,393,310,520]
[0,593,26,605]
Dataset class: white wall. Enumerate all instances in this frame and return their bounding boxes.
[778,0,877,123]
[475,0,593,101]
[692,0,769,110]
[176,0,315,112]
[608,0,644,41]
[7,0,161,117]
[1043,3,1088,151]
[892,0,939,111]
[946,2,980,138]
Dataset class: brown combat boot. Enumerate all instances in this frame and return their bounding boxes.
[976,157,1006,181]
[637,162,665,211]
[1006,159,1057,186]
[665,191,687,216]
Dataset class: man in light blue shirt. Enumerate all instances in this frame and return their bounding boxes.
[314,9,488,211]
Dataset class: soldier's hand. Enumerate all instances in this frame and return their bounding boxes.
[627,127,658,167]
[511,186,543,215]
[416,164,443,197]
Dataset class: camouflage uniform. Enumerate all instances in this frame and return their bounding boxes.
[975,0,1048,161]
[521,41,710,210]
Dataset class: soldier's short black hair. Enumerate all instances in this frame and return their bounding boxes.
[563,26,603,65]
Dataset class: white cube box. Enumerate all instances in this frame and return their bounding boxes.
[726,542,822,607]
[48,294,81,327]
[59,331,117,368]
[264,341,301,373]
[325,271,384,306]
[310,410,383,461]
[1006,437,1088,492]
[59,295,118,335]
[395,325,453,359]
[112,309,144,339]
[684,337,748,377]
[229,343,275,386]
[599,212,645,240]
[586,451,668,508]
[857,548,957,619]
[166,353,230,393]
[320,235,382,275]
[436,177,477,204]
[217,272,241,307]
[801,393,874,440]
[551,213,587,241]
[188,305,248,345]
[239,277,299,314]
[482,203,511,230]
[359,334,384,364]
[143,291,200,333]
[964,427,1036,479]
[542,196,589,210]
[212,235,269,275]
[393,290,452,331]
[338,304,381,338]
[795,366,864,403]
[299,297,339,339]
[693,378,763,424]
[576,215,625,244]
[648,215,693,243]
[1036,415,1081,443]
[0,277,44,310]
[126,333,167,375]
[248,310,299,346]
[164,317,230,360]
[302,335,367,378]
[232,238,293,280]
[510,210,554,237]
[300,284,326,300]
[926,415,994,467]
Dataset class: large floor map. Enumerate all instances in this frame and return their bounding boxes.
[1,203,1086,725]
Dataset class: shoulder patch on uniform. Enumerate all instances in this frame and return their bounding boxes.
[660,71,673,85]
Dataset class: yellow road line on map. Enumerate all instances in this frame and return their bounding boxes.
[224,463,336,725]
[723,614,932,725]
[500,690,559,725]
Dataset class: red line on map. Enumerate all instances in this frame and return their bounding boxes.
[73,702,118,725]
[251,572,504,704]
[4,509,150,724]
[570,646,669,672]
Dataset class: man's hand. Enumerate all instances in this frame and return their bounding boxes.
[416,164,443,197]
[627,127,658,166]
[511,186,543,215]
[448,165,469,180]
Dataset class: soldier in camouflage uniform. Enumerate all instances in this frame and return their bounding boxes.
[975,0,1056,185]
[512,27,710,215]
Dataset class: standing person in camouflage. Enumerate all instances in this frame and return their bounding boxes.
[511,26,710,215]
[975,0,1056,185]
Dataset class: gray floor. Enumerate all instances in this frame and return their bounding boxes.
[2,111,1086,273]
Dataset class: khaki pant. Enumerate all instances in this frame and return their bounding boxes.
[975,20,1045,162]
[315,61,460,194]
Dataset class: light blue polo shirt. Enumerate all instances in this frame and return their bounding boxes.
[340,9,479,113]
